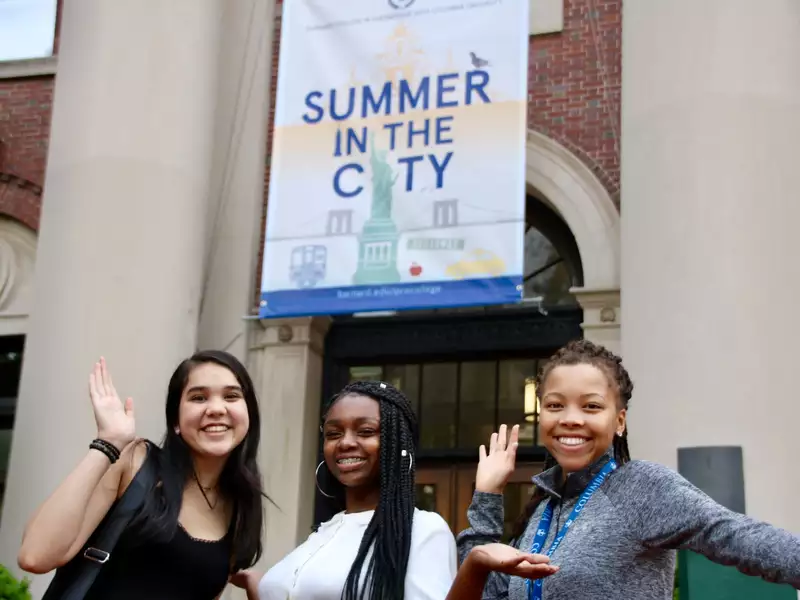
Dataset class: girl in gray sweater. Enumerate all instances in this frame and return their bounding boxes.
[455,339,800,599]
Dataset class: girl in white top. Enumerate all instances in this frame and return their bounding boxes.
[232,380,559,599]
[233,379,458,600]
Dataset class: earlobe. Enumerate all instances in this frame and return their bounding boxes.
[617,408,627,436]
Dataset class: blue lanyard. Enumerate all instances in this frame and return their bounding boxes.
[526,459,617,600]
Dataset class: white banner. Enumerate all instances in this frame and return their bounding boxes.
[260,0,529,317]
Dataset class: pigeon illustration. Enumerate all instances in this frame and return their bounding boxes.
[470,52,489,68]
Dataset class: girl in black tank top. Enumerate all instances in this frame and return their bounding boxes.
[85,516,235,600]
[18,351,269,599]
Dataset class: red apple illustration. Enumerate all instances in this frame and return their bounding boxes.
[409,262,423,277]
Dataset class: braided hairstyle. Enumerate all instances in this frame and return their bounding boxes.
[322,380,419,600]
[509,339,634,542]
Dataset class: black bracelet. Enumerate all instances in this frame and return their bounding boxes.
[90,439,121,464]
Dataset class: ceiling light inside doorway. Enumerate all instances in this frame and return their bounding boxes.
[524,377,538,422]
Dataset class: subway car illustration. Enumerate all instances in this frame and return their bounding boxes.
[290,244,327,288]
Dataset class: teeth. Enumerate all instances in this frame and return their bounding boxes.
[337,458,366,465]
[558,437,587,446]
[203,425,229,432]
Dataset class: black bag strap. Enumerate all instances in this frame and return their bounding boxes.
[81,441,158,564]
[42,441,159,600]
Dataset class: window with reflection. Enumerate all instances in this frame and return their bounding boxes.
[348,358,548,451]
[523,194,582,307]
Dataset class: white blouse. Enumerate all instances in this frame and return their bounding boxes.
[258,508,457,599]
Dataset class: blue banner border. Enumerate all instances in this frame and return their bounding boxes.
[259,276,523,318]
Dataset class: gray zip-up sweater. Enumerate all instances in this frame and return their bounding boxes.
[457,451,800,599]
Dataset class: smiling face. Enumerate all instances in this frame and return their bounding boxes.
[322,393,381,490]
[177,362,250,460]
[538,363,626,474]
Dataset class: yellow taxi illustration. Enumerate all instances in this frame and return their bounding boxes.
[445,249,506,280]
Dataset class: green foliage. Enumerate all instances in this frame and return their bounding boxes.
[0,565,31,600]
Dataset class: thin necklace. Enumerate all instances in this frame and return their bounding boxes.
[193,471,218,510]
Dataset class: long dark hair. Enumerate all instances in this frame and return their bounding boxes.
[126,350,264,571]
[510,339,633,542]
[318,380,418,600]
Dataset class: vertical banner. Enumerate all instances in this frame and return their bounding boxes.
[260,0,529,318]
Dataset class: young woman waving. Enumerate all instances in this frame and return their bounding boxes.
[458,339,800,599]
[19,352,265,599]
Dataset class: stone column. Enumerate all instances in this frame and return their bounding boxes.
[246,317,331,569]
[572,287,620,355]
[0,1,224,593]
[197,0,276,361]
[621,0,800,537]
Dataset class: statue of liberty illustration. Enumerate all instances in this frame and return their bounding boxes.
[352,133,401,285]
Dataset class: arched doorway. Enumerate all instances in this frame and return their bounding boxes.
[525,129,621,354]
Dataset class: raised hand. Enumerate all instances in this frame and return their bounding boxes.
[475,424,519,494]
[469,543,558,580]
[89,357,135,451]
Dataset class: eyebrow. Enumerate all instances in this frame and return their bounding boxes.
[542,392,607,400]
[323,417,380,427]
[185,385,243,394]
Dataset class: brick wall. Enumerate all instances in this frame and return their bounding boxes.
[529,0,621,197]
[0,77,53,187]
[0,0,61,230]
[0,77,53,230]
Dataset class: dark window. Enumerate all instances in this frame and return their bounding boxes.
[0,335,24,513]
[346,358,547,452]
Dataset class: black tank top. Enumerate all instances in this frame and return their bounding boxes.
[84,521,233,600]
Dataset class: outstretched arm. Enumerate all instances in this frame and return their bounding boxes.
[619,461,800,589]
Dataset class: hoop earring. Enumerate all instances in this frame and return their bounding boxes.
[401,449,413,473]
[315,461,334,498]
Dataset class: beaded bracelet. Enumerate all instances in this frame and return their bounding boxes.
[89,439,121,464]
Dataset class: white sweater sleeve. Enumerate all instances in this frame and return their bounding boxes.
[404,511,458,600]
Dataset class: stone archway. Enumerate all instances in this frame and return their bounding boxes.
[0,216,37,335]
[525,130,621,352]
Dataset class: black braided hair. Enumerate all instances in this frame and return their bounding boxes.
[322,380,419,600]
[510,339,634,542]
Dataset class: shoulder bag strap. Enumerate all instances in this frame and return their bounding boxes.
[42,441,159,600]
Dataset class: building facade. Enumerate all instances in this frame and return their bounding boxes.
[0,1,798,598]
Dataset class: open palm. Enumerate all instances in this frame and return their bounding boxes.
[475,424,519,494]
[89,357,135,450]
[471,543,558,580]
